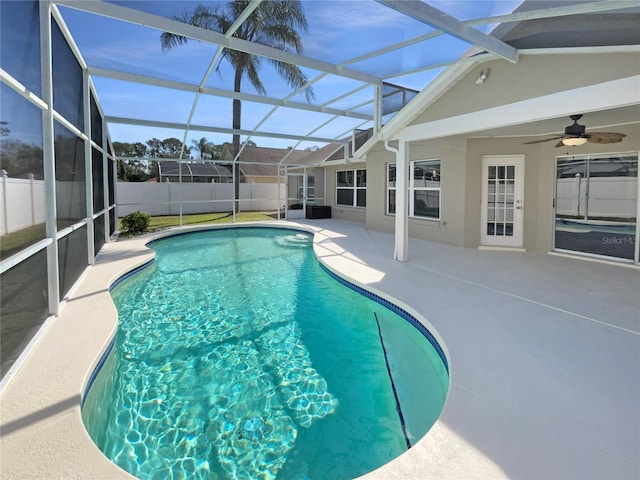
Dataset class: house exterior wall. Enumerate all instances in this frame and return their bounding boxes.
[466,124,640,252]
[356,51,639,254]
[411,51,640,124]
[363,138,468,247]
[464,138,544,251]
[358,123,639,252]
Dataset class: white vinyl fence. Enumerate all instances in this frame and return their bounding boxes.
[0,176,46,236]
[556,176,637,218]
[117,182,287,217]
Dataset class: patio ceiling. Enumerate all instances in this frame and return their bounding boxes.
[52,0,640,164]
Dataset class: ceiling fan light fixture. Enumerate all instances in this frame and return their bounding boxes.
[562,137,588,147]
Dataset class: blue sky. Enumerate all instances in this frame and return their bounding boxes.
[58,1,523,153]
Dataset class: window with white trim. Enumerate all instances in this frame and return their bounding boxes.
[387,163,396,215]
[387,160,441,219]
[336,168,366,207]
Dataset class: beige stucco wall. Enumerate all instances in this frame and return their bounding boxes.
[318,50,640,251]
[353,123,639,252]
[466,125,640,252]
[363,138,469,247]
[350,50,640,253]
[412,51,640,124]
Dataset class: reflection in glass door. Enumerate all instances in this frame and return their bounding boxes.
[554,154,638,262]
[286,173,305,219]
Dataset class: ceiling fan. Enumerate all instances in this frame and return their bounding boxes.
[524,114,626,147]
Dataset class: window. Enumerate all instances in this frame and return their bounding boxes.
[387,160,441,220]
[387,163,396,215]
[411,160,441,219]
[336,169,366,207]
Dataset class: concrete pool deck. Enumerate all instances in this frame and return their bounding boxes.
[1,219,639,479]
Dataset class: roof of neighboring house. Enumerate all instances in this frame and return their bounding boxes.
[158,161,232,178]
[221,145,312,177]
[284,129,374,167]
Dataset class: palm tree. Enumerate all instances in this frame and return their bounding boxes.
[192,136,213,160]
[161,1,314,211]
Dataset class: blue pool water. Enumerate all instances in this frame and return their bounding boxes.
[82,227,449,480]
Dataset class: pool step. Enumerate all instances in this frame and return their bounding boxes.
[273,233,313,248]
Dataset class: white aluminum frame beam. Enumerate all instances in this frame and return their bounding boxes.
[349,0,636,74]
[54,0,381,85]
[106,116,348,145]
[277,115,341,164]
[382,60,456,81]
[87,67,372,122]
[233,72,342,162]
[177,0,263,162]
[376,0,519,63]
[40,0,60,315]
[82,70,95,265]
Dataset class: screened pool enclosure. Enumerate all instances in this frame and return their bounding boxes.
[2,0,639,380]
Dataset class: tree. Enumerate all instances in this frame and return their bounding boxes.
[192,136,215,159]
[161,0,313,210]
[112,141,147,158]
[113,141,150,181]
[117,159,149,182]
[162,137,187,158]
[145,137,190,159]
[145,138,162,158]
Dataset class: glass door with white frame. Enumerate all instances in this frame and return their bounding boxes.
[480,155,525,248]
[554,153,638,262]
[286,173,305,219]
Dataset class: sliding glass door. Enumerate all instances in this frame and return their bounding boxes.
[554,153,638,262]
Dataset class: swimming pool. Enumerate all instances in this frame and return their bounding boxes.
[82,227,449,480]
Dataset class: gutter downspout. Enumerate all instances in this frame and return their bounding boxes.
[384,140,408,262]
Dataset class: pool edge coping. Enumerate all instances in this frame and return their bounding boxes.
[0,220,452,480]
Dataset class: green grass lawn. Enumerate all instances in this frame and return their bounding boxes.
[0,224,47,260]
[1,212,280,259]
[121,211,280,234]
[0,219,78,260]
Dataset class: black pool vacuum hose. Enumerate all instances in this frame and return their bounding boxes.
[374,311,412,450]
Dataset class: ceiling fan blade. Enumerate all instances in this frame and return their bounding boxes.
[587,132,626,144]
[554,140,566,148]
[523,136,562,145]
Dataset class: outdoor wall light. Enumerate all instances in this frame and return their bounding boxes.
[562,137,588,146]
[475,69,489,85]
